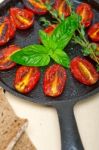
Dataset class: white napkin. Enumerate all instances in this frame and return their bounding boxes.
[5,92,61,150]
[0,0,4,3]
[74,93,99,150]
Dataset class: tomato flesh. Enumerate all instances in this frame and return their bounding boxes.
[10,8,34,30]
[88,23,99,42]
[0,17,10,46]
[0,45,20,70]
[22,0,48,15]
[44,24,57,35]
[9,16,16,39]
[43,64,66,97]
[14,66,40,94]
[70,57,98,85]
[76,3,94,27]
[54,0,71,18]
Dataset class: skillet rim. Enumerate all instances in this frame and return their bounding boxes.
[0,80,99,105]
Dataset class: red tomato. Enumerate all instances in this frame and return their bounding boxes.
[70,57,98,85]
[10,8,34,30]
[22,0,48,15]
[54,0,71,18]
[44,24,57,35]
[9,16,16,39]
[0,17,11,46]
[14,66,40,94]
[76,3,94,27]
[0,45,20,70]
[43,64,66,97]
[88,23,99,42]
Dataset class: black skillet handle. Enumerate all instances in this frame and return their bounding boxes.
[54,102,84,150]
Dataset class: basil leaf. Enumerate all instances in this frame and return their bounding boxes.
[39,30,57,50]
[11,45,50,66]
[50,49,70,68]
[51,14,80,49]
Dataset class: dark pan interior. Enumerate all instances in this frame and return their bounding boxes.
[0,0,99,105]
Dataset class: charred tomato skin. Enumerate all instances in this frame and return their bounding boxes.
[43,64,67,97]
[54,0,71,18]
[22,0,48,15]
[88,23,99,42]
[76,3,94,27]
[0,17,11,46]
[70,57,98,85]
[0,45,20,70]
[14,66,40,94]
[10,7,34,30]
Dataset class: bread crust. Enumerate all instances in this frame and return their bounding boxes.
[0,88,36,150]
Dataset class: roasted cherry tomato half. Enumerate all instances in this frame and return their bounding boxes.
[43,64,66,97]
[88,23,99,42]
[54,0,71,18]
[76,3,94,27]
[70,57,98,85]
[9,16,16,39]
[0,17,13,46]
[22,0,48,15]
[14,66,40,94]
[10,8,34,30]
[44,24,57,35]
[0,45,20,70]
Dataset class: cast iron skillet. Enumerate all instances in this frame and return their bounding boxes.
[0,0,99,150]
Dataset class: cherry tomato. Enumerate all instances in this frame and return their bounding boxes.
[43,64,66,97]
[0,17,11,46]
[10,8,34,30]
[70,57,98,85]
[22,0,48,15]
[0,45,20,70]
[9,16,16,39]
[88,23,99,42]
[44,24,57,35]
[76,3,94,27]
[14,66,40,94]
[54,0,71,18]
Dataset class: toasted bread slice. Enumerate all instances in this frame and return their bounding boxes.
[0,88,36,150]
[0,88,28,150]
[14,133,36,150]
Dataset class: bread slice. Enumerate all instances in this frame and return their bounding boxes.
[0,88,36,150]
[0,88,28,150]
[14,133,36,150]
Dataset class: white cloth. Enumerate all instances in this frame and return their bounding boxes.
[5,92,61,150]
[74,93,99,150]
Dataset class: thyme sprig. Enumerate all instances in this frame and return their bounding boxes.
[73,25,99,64]
[39,0,99,65]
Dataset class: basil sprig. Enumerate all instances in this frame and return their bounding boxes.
[11,14,80,68]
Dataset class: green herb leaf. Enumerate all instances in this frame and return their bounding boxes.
[39,30,57,50]
[83,48,91,56]
[50,49,70,68]
[51,14,80,49]
[39,17,51,27]
[80,25,85,37]
[11,45,50,66]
